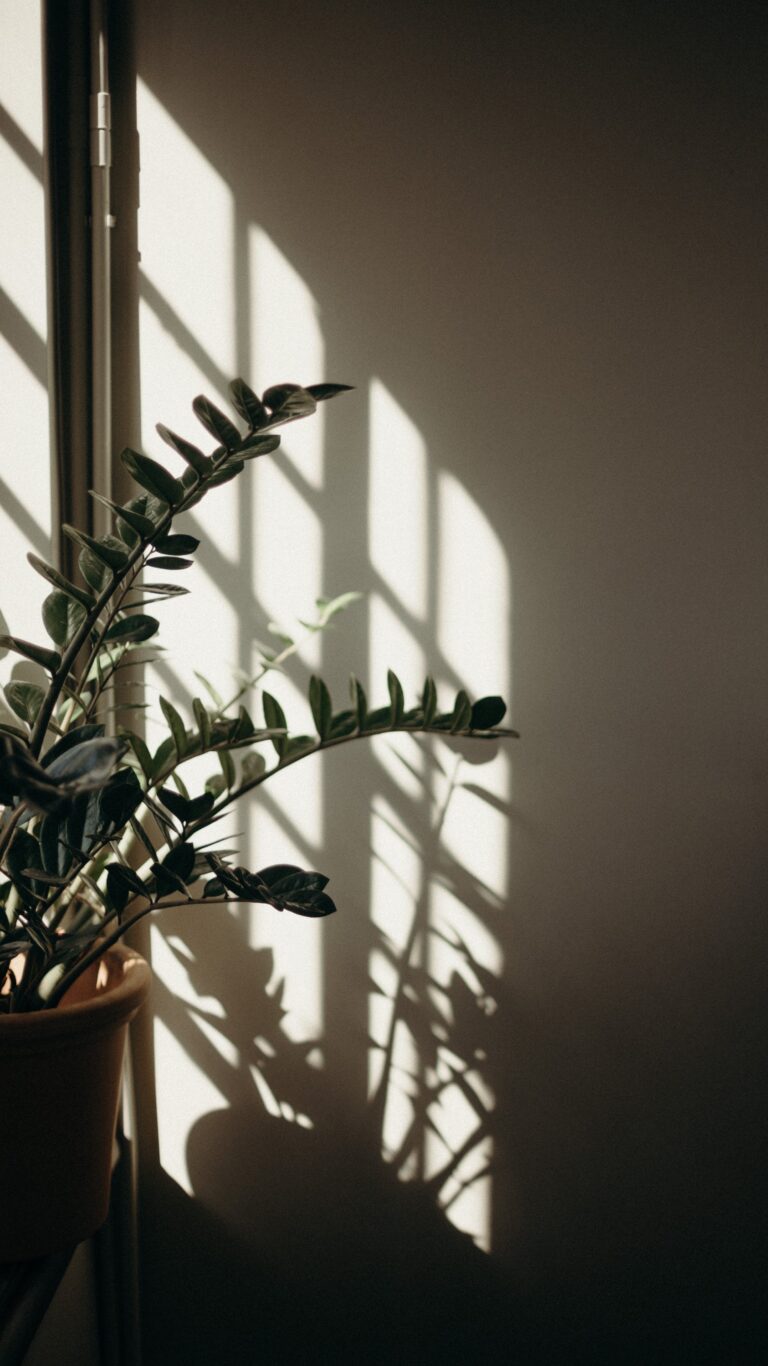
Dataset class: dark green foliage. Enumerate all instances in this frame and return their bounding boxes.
[470,695,507,729]
[0,375,513,1012]
[192,394,242,450]
[0,635,61,675]
[106,864,147,912]
[205,855,336,918]
[155,424,212,476]
[145,555,193,571]
[153,534,200,556]
[27,553,94,608]
[42,591,88,647]
[62,525,129,572]
[4,682,45,726]
[104,615,160,644]
[228,377,268,429]
[262,691,288,758]
[309,676,332,740]
[120,448,181,506]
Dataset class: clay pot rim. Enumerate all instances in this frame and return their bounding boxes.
[0,944,151,1044]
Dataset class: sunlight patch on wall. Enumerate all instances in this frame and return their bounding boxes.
[369,797,423,1134]
[245,228,326,1049]
[368,378,427,620]
[249,226,324,489]
[369,593,426,801]
[151,927,231,1196]
[0,1,44,151]
[437,471,510,700]
[0,339,51,679]
[0,140,46,339]
[430,472,511,1251]
[0,3,50,693]
[252,460,323,671]
[364,401,510,1251]
[137,79,235,377]
[249,800,324,1047]
[137,83,249,1189]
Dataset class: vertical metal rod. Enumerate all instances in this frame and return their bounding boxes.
[90,0,112,537]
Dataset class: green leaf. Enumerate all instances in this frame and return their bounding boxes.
[365,705,392,731]
[187,791,215,822]
[450,689,473,732]
[204,462,243,490]
[193,698,211,747]
[387,670,404,726]
[262,692,287,757]
[262,384,317,422]
[241,751,266,784]
[39,812,72,878]
[470,695,507,729]
[0,635,61,674]
[121,729,153,783]
[191,394,242,452]
[106,863,147,912]
[170,769,190,800]
[42,591,88,648]
[159,696,188,759]
[120,448,182,506]
[193,671,224,710]
[206,856,336,917]
[158,785,191,822]
[164,840,196,882]
[152,845,194,897]
[228,378,269,430]
[155,423,212,476]
[305,383,355,402]
[42,723,104,768]
[422,676,438,726]
[5,681,46,726]
[62,524,129,572]
[329,709,355,739]
[234,436,281,462]
[27,553,94,608]
[0,721,29,741]
[104,614,160,644]
[136,583,189,600]
[127,815,156,864]
[145,556,193,571]
[6,829,45,901]
[283,735,315,761]
[90,491,157,543]
[78,546,112,592]
[98,769,142,828]
[316,590,363,625]
[350,675,367,731]
[309,675,332,740]
[218,748,236,789]
[45,735,123,789]
[153,534,200,555]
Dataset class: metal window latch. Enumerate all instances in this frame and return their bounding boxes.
[90,90,112,167]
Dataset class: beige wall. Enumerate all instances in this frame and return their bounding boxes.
[129,3,768,1361]
[0,0,53,694]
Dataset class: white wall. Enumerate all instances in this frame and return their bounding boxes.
[130,3,768,1362]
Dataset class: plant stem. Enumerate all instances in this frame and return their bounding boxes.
[44,892,233,1007]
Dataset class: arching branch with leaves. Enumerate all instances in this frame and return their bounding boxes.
[0,380,516,1013]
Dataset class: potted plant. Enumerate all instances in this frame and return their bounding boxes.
[0,378,515,1260]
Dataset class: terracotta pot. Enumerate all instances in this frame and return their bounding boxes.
[0,944,150,1261]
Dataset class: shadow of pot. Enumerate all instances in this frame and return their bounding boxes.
[0,945,150,1261]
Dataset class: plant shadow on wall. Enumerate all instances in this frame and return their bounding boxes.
[141,737,513,1365]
